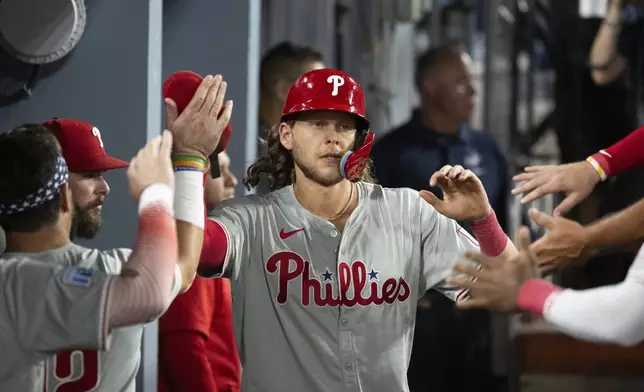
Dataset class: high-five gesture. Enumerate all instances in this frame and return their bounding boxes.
[420,164,492,222]
[528,209,589,274]
[446,227,538,312]
[127,131,175,200]
[165,74,233,159]
[512,161,601,216]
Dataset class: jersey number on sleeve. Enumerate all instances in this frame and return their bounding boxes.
[49,350,100,392]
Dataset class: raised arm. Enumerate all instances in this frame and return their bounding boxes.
[513,126,644,216]
[528,197,644,274]
[588,0,628,85]
[419,165,516,301]
[4,133,182,353]
[448,228,644,347]
[164,74,233,292]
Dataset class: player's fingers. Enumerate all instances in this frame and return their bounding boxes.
[552,193,583,217]
[201,75,222,114]
[520,183,554,204]
[209,80,227,117]
[158,130,173,159]
[512,171,537,183]
[164,98,179,126]
[455,297,490,310]
[439,165,453,176]
[429,171,444,187]
[419,190,443,211]
[516,226,532,253]
[185,75,214,112]
[528,208,556,230]
[463,250,499,268]
[511,176,543,195]
[448,165,464,179]
[219,100,234,127]
[452,262,484,277]
[524,165,552,172]
[445,276,484,291]
[458,169,473,181]
[144,135,162,158]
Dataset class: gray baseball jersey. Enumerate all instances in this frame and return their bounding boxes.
[203,182,481,392]
[0,242,181,392]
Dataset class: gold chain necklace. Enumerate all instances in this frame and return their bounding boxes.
[296,182,355,221]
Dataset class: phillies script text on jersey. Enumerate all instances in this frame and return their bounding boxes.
[266,251,411,306]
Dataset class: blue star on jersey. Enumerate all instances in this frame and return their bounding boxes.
[368,268,379,281]
[322,268,334,282]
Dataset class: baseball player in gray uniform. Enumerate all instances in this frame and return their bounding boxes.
[0,75,232,392]
[0,127,181,391]
[198,68,519,392]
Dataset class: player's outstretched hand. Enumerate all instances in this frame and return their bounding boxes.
[127,131,175,201]
[447,227,538,312]
[420,164,492,222]
[528,209,589,274]
[511,161,601,216]
[165,74,233,159]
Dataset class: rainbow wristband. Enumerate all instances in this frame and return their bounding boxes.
[585,155,607,182]
[172,154,207,172]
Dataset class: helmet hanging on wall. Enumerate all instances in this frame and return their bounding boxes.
[0,0,87,107]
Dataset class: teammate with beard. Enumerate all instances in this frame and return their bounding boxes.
[43,118,125,239]
[196,68,519,392]
[1,74,231,392]
[0,127,180,390]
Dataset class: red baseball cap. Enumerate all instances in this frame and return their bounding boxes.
[162,71,232,153]
[43,118,129,172]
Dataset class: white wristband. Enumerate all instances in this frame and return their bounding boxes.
[174,170,205,229]
[138,183,174,216]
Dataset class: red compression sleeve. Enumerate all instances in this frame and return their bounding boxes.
[590,126,644,178]
[199,172,228,272]
[469,210,508,256]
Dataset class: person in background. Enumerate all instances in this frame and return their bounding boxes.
[371,42,509,392]
[259,42,325,137]
[159,150,240,392]
[256,42,325,195]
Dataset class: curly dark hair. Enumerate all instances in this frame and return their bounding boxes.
[244,122,374,192]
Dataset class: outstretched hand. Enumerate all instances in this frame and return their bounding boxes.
[165,74,233,159]
[420,165,492,222]
[512,161,601,216]
[127,131,175,201]
[447,227,538,312]
[528,209,589,274]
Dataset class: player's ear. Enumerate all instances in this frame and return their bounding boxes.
[59,183,73,213]
[279,122,293,151]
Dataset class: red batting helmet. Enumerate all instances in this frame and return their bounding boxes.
[281,68,374,181]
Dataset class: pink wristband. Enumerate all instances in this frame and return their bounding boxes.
[516,279,562,316]
[469,210,508,256]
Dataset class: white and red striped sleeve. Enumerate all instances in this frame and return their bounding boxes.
[517,244,644,347]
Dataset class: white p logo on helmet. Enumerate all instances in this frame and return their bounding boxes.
[92,127,104,149]
[327,75,345,96]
